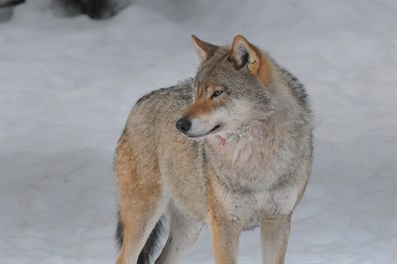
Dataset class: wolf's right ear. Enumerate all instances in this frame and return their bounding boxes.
[191,35,218,63]
[229,35,272,87]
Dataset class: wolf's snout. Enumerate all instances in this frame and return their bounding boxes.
[176,118,191,133]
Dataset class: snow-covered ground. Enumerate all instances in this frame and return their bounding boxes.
[1,0,396,263]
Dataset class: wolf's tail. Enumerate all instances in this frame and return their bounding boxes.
[116,211,166,264]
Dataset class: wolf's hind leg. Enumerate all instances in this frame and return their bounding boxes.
[155,209,203,264]
[115,132,166,264]
[116,187,166,264]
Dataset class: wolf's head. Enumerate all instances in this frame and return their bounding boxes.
[176,35,275,140]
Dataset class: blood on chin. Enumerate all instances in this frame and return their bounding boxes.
[216,135,226,146]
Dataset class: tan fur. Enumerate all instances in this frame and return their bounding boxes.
[259,56,272,87]
[184,97,214,118]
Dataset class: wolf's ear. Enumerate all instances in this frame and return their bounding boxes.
[229,35,271,86]
[191,35,218,63]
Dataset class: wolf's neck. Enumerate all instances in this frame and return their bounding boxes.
[207,121,275,168]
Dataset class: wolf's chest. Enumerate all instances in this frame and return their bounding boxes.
[205,131,301,221]
[215,181,299,229]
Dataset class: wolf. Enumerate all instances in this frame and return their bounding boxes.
[114,35,313,264]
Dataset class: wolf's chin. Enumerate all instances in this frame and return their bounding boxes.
[185,124,222,139]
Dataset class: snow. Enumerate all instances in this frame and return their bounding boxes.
[1,0,396,263]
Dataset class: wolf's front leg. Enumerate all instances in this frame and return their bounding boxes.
[260,213,291,264]
[208,213,241,264]
[207,203,243,264]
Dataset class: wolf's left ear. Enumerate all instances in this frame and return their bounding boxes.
[191,35,218,63]
[229,35,272,86]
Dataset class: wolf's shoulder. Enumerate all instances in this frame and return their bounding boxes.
[135,78,194,106]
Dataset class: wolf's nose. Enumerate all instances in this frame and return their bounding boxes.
[176,118,191,133]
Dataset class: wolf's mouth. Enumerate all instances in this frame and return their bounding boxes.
[187,124,222,139]
[209,124,221,133]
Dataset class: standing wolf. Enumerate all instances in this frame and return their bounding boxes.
[115,35,313,264]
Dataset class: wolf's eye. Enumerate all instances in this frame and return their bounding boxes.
[211,91,223,99]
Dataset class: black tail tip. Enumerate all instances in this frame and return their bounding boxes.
[116,210,123,250]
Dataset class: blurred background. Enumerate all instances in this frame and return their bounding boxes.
[1,0,396,263]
